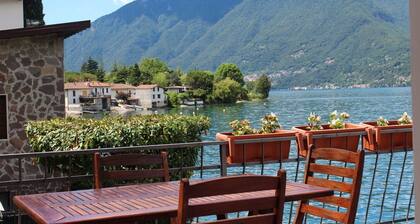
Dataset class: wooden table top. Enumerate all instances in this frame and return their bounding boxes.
[14,181,333,224]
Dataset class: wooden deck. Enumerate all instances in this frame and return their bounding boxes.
[14,181,334,224]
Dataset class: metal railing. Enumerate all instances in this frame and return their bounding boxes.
[0,132,415,224]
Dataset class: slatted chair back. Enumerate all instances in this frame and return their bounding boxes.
[93,151,170,189]
[176,170,286,224]
[294,145,364,224]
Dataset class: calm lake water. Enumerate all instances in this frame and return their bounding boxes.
[168,87,414,223]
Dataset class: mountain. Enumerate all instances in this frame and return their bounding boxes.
[64,0,410,88]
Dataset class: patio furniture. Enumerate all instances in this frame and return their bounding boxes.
[294,145,365,224]
[13,178,333,224]
[176,170,286,224]
[93,151,170,189]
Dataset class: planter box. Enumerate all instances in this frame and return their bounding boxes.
[292,123,366,157]
[215,130,296,164]
[362,121,413,151]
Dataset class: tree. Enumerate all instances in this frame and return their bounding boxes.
[65,72,97,83]
[214,63,245,85]
[24,0,45,26]
[81,57,99,74]
[152,72,170,87]
[254,74,272,99]
[110,65,128,84]
[185,70,214,93]
[212,78,242,103]
[127,64,142,85]
[96,65,106,82]
[139,58,169,77]
[167,69,183,86]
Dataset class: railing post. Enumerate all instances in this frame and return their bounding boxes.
[220,144,228,177]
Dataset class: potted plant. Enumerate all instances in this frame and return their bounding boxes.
[216,113,297,164]
[362,112,413,151]
[293,111,366,157]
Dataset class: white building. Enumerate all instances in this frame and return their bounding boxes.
[165,86,191,94]
[135,85,167,108]
[64,82,111,112]
[0,0,24,30]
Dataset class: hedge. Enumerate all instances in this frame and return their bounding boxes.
[25,114,211,185]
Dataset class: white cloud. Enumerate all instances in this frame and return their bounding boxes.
[113,0,134,5]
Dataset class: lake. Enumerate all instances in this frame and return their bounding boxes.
[168,87,414,223]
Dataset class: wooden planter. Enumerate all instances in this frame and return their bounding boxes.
[362,121,413,151]
[292,123,366,157]
[215,130,296,164]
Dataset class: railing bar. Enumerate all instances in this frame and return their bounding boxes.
[200,146,204,179]
[378,216,415,224]
[289,155,301,224]
[379,135,394,223]
[261,143,265,175]
[392,148,407,221]
[364,152,379,223]
[242,145,246,174]
[406,181,414,221]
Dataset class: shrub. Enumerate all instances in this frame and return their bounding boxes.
[25,115,211,184]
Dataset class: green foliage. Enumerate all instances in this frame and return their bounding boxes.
[81,57,105,82]
[166,92,181,107]
[215,63,244,85]
[139,58,170,84]
[24,0,45,26]
[185,70,214,94]
[127,64,142,85]
[230,120,255,136]
[25,115,211,181]
[110,64,129,84]
[152,72,170,87]
[65,72,97,82]
[212,78,242,103]
[167,69,183,86]
[254,75,271,99]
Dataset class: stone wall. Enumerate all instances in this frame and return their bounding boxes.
[0,34,65,187]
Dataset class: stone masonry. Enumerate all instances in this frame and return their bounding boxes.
[0,34,65,192]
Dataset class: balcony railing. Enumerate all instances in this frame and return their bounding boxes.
[0,133,414,224]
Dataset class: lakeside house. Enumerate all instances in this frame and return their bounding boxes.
[64,82,111,112]
[135,84,167,108]
[110,83,138,105]
[64,82,167,111]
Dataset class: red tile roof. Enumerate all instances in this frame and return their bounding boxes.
[64,82,111,90]
[136,84,158,89]
[111,83,136,90]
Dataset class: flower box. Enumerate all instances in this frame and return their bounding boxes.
[362,121,413,151]
[292,123,366,157]
[216,130,296,164]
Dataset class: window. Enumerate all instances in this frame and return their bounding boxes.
[0,95,8,140]
[158,94,161,99]
[73,90,76,97]
[153,95,155,99]
[106,88,109,93]
[73,99,76,104]
[102,89,104,94]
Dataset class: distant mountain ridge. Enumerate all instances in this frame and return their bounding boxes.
[65,0,410,88]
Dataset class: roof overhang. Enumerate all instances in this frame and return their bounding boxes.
[0,20,90,40]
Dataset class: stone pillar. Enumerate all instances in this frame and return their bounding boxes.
[0,34,65,184]
[409,0,420,219]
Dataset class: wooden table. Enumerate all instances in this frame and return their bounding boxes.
[14,181,333,224]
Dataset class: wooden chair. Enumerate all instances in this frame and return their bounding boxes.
[294,145,365,224]
[93,151,170,189]
[175,170,286,224]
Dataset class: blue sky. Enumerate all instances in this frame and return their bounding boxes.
[43,0,133,24]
